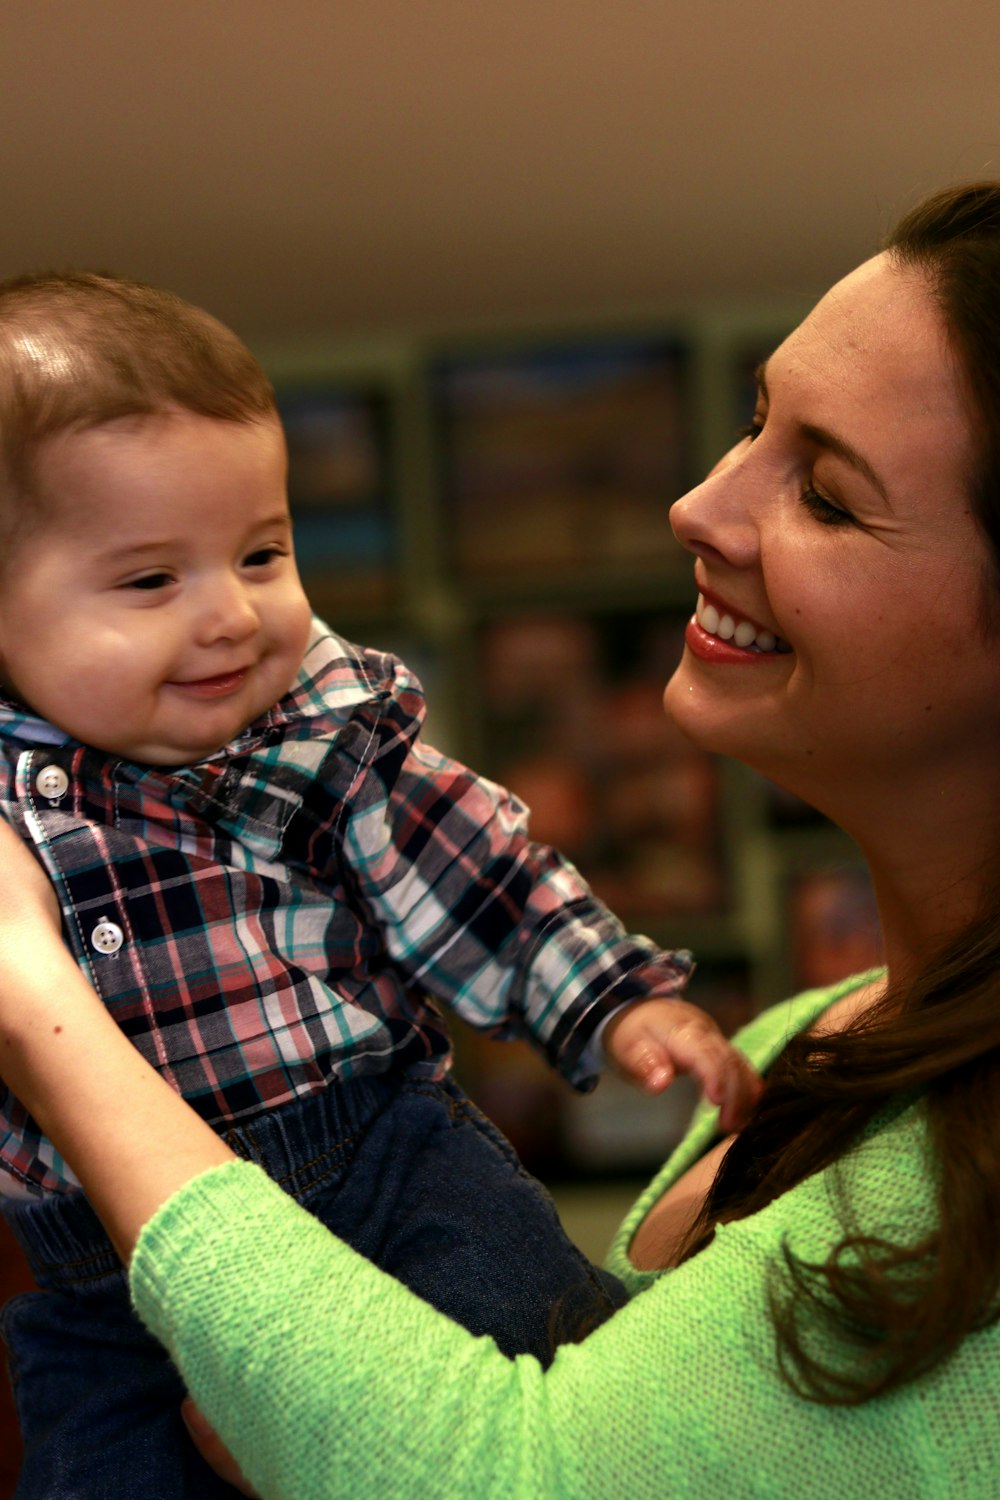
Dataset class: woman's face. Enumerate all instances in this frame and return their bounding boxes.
[665,251,1000,818]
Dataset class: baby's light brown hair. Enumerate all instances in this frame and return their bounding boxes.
[0,270,277,558]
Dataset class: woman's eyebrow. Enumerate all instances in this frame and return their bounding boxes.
[755,360,892,507]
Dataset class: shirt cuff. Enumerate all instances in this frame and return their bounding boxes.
[577,1003,630,1073]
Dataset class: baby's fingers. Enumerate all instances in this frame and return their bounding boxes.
[705,1047,763,1133]
[605,1000,762,1126]
[661,1014,761,1129]
[609,1028,678,1094]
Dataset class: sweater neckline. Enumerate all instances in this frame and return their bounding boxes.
[607,969,886,1288]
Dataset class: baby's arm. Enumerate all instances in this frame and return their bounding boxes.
[602,996,761,1133]
[329,658,753,1111]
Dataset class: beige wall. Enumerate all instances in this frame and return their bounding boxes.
[1,1,999,342]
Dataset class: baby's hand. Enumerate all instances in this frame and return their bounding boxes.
[603,997,762,1134]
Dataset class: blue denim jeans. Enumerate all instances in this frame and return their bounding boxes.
[1,1072,626,1499]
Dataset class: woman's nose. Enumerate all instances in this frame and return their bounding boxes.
[669,449,759,569]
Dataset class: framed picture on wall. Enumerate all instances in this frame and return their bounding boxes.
[276,384,396,612]
[433,335,691,580]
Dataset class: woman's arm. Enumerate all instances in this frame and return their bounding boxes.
[127,1126,941,1500]
[0,820,949,1499]
[0,820,233,1262]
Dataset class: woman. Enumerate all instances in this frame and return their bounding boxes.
[3,180,1000,1498]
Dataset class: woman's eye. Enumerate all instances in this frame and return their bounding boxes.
[800,487,854,527]
[736,416,765,443]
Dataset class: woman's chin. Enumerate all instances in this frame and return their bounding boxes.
[663,668,784,775]
[661,669,745,756]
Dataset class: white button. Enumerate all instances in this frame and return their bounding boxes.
[91,920,124,955]
[36,764,69,801]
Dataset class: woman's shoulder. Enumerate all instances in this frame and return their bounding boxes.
[729,968,886,1068]
[606,969,889,1292]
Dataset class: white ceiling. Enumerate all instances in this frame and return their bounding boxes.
[3,1,1000,351]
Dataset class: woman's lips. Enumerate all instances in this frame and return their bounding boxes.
[687,584,791,663]
[684,615,790,665]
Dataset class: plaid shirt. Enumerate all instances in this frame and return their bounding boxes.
[0,621,691,1196]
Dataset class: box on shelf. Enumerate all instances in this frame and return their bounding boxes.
[277,383,397,612]
[433,336,690,580]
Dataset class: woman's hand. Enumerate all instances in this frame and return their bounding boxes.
[0,815,235,1264]
[0,819,61,924]
[182,1399,261,1497]
[0,817,63,996]
[0,818,93,1067]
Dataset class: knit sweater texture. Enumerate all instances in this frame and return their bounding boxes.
[131,972,1000,1498]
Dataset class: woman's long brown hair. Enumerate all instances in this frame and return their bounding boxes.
[679,913,1000,1401]
[676,184,1000,1404]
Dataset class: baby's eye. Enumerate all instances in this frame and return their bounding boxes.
[243,546,286,568]
[126,572,174,591]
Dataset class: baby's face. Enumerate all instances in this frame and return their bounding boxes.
[0,411,314,765]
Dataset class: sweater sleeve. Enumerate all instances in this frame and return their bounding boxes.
[131,1134,946,1500]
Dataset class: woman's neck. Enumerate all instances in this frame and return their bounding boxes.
[841,790,999,987]
[767,742,1000,986]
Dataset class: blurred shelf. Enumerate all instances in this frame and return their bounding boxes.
[260,298,882,1179]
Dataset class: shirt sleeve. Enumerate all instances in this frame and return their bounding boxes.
[325,654,692,1086]
[130,1152,946,1500]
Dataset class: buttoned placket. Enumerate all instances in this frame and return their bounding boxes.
[90,917,125,955]
[29,753,128,962]
[35,761,70,804]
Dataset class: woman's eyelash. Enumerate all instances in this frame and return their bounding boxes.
[734,419,854,527]
[800,488,853,527]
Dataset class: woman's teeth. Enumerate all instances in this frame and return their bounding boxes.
[696,594,791,654]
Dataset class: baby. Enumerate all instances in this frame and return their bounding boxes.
[0,272,757,1498]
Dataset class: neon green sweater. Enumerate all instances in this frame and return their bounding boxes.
[131,974,1000,1498]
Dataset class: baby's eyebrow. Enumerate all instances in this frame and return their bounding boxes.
[98,513,294,566]
[98,540,174,565]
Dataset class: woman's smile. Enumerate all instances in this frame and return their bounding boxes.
[687,588,792,661]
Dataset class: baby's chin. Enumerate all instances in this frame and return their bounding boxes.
[90,733,235,768]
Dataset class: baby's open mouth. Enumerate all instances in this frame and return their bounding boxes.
[168,670,248,696]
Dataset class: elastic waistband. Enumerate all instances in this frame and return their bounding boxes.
[2,1073,407,1292]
